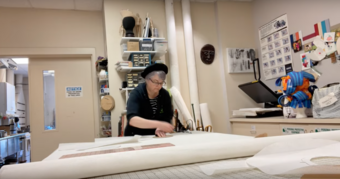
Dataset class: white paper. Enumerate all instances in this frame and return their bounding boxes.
[200,160,252,175]
[246,139,340,175]
[318,92,338,108]
[75,135,141,151]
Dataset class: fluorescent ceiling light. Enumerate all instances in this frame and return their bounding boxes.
[12,58,29,64]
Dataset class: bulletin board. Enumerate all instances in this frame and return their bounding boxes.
[253,1,340,90]
[258,14,293,80]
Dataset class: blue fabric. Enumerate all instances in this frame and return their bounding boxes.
[286,79,296,95]
[302,71,316,82]
[291,91,309,108]
[288,72,304,86]
[275,78,282,87]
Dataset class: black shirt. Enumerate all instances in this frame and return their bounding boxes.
[124,83,173,136]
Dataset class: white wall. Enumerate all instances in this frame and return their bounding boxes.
[190,1,258,133]
[0,7,105,137]
[252,0,340,90]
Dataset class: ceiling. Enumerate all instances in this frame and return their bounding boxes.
[0,0,103,11]
[0,0,252,11]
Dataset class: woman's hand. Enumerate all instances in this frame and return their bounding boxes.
[157,121,174,133]
[155,128,166,137]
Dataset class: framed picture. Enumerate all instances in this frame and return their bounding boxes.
[226,48,255,73]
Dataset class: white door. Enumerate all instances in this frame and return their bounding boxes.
[29,56,95,161]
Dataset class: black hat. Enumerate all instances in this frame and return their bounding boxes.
[141,63,168,78]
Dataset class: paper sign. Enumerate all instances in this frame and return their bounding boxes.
[318,92,338,108]
[315,128,340,132]
[66,86,83,98]
[282,127,305,135]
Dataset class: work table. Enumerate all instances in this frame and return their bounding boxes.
[0,133,26,141]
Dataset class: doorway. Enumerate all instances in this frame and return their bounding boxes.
[29,56,96,161]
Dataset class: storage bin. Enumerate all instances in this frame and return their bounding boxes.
[154,40,168,52]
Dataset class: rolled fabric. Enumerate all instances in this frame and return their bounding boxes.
[286,79,296,95]
[288,72,304,86]
[170,87,195,129]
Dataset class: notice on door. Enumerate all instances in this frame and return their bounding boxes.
[66,86,83,98]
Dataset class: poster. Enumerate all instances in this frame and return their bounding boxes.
[300,53,311,70]
[258,14,293,80]
[226,48,254,73]
[66,86,83,98]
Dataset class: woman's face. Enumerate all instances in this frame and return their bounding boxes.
[146,74,164,94]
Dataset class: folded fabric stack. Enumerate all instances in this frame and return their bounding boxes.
[276,71,317,108]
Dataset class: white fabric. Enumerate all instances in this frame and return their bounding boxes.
[312,84,340,118]
[2,131,340,178]
[200,139,340,176]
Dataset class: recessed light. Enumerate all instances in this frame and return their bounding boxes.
[12,58,29,64]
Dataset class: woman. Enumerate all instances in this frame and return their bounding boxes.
[124,63,174,137]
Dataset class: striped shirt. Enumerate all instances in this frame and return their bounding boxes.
[149,97,158,115]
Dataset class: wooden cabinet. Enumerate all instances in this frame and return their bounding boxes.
[231,117,340,136]
[232,123,281,137]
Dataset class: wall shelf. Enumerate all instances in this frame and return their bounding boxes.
[121,51,167,61]
[120,37,165,45]
[116,66,146,72]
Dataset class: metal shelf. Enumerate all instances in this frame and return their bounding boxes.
[115,66,146,72]
[119,88,134,94]
[121,51,167,61]
[120,37,165,45]
[99,79,108,83]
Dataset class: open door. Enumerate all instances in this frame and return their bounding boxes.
[29,56,95,161]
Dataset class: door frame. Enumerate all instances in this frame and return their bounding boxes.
[0,48,100,137]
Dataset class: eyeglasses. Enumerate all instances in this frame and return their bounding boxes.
[149,78,166,86]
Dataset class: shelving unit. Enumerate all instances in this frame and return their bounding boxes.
[119,88,134,93]
[115,66,146,72]
[116,37,168,137]
[96,58,111,138]
[121,51,167,61]
[120,37,165,45]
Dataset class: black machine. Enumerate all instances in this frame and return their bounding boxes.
[238,49,283,118]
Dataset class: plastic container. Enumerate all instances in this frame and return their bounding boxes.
[154,40,168,52]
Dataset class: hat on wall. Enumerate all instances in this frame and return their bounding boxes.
[141,63,168,78]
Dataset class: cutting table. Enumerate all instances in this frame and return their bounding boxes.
[2,131,340,179]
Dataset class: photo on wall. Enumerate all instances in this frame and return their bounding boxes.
[226,48,255,73]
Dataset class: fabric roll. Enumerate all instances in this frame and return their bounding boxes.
[2,131,340,179]
[170,87,195,129]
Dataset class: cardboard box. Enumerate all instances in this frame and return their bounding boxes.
[127,41,140,51]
